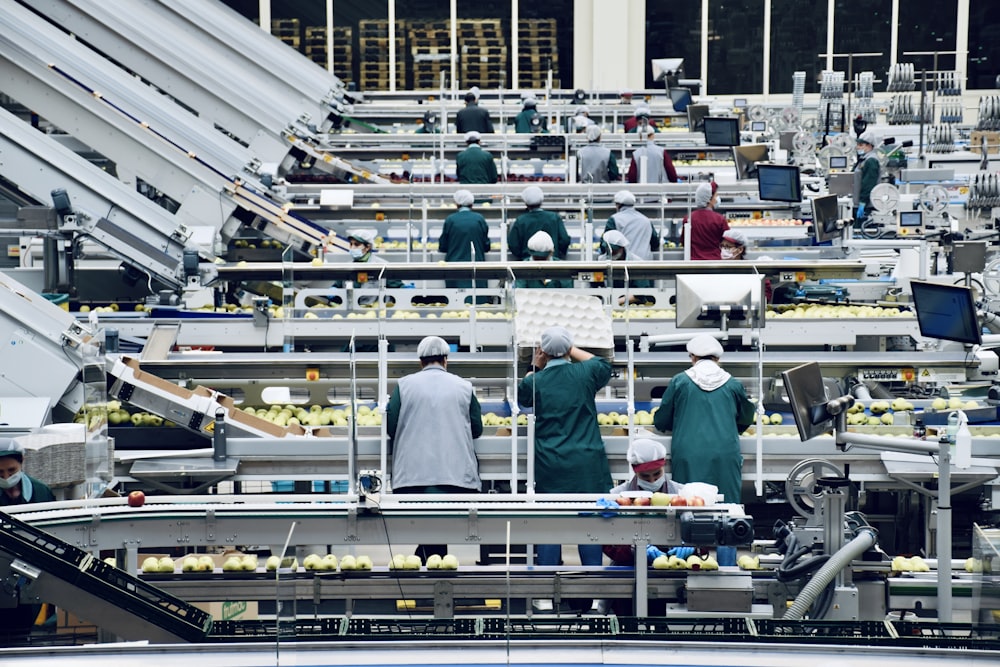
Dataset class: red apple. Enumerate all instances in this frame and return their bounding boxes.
[616,496,633,506]
[127,490,145,507]
[669,495,688,507]
[689,496,706,506]
[633,496,652,506]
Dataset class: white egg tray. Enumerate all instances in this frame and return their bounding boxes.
[513,289,614,358]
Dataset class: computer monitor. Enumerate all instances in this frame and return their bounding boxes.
[828,155,848,170]
[778,131,798,151]
[828,172,854,197]
[733,144,769,180]
[811,194,841,244]
[675,273,765,330]
[703,116,741,147]
[897,210,923,235]
[910,281,982,346]
[757,164,802,203]
[750,120,767,133]
[687,104,710,132]
[782,362,836,442]
[669,87,694,112]
[734,98,748,108]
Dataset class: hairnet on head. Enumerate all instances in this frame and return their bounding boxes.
[526,230,554,256]
[585,125,602,142]
[417,335,450,359]
[521,185,544,207]
[635,105,650,118]
[469,86,481,100]
[521,93,537,106]
[576,105,590,115]
[722,229,748,246]
[694,183,715,208]
[348,229,377,246]
[464,130,481,144]
[603,229,629,248]
[613,190,636,206]
[857,130,877,146]
[627,438,667,472]
[453,189,474,207]
[687,333,724,359]
[540,326,573,357]
[642,126,656,138]
[0,438,23,462]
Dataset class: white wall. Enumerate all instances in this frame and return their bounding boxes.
[573,0,646,92]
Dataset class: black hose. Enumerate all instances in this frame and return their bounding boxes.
[776,553,831,582]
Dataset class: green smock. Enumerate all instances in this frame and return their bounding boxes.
[507,209,571,260]
[456,145,498,184]
[517,356,613,493]
[439,207,491,288]
[653,366,755,503]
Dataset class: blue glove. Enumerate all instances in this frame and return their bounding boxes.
[667,546,695,559]
[856,203,865,218]
[646,545,668,564]
[595,497,619,518]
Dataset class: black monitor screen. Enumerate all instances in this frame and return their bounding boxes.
[811,194,840,244]
[757,164,802,202]
[703,117,740,147]
[687,104,710,131]
[669,87,693,112]
[910,281,982,346]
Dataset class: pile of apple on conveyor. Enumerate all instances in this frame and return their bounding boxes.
[845,396,980,427]
[614,492,707,507]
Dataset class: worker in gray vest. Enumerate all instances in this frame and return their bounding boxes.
[604,190,659,260]
[626,127,679,183]
[577,125,619,183]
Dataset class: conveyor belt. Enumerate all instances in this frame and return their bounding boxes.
[0,511,211,642]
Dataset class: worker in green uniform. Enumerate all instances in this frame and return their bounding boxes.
[653,333,755,565]
[853,129,881,219]
[507,186,570,261]
[0,439,56,635]
[438,189,491,290]
[514,96,543,133]
[456,131,498,185]
[513,231,573,289]
[518,326,612,599]
[653,333,754,502]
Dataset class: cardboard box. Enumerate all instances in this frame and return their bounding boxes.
[970,130,1000,155]
[122,357,192,399]
[56,608,99,635]
[216,395,289,438]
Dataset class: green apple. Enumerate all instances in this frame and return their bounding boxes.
[880,412,895,425]
[931,397,948,411]
[356,555,373,570]
[650,492,672,506]
[652,555,670,569]
[322,554,339,571]
[182,556,199,572]
[390,554,407,570]
[769,413,783,425]
[404,555,422,570]
[198,556,215,572]
[440,554,459,570]
[158,557,175,573]
[339,555,357,571]
[426,554,443,569]
[265,556,281,571]
[141,556,160,573]
[222,557,243,571]
[241,555,258,571]
[303,554,324,571]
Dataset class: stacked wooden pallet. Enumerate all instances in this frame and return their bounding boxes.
[457,19,506,89]
[270,18,301,51]
[304,26,353,84]
[409,20,451,90]
[358,19,406,90]
[518,18,559,89]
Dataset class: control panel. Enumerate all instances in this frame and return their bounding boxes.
[858,367,915,382]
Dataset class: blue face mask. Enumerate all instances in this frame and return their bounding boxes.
[636,476,663,492]
[349,247,365,260]
[0,470,22,490]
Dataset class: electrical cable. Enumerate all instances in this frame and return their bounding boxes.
[362,477,411,619]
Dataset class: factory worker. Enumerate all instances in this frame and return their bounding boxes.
[438,189,491,291]
[604,190,659,261]
[601,229,630,261]
[456,131,498,185]
[654,333,755,511]
[415,110,440,134]
[514,231,573,289]
[387,336,483,561]
[626,126,678,183]
[600,229,655,303]
[335,229,403,311]
[567,105,595,133]
[507,186,570,261]
[623,106,652,134]
[577,125,620,184]
[455,90,494,134]
[720,229,773,302]
[0,439,54,507]
[685,182,729,260]
[853,130,881,219]
[518,326,612,611]
[515,95,543,134]
[0,439,55,634]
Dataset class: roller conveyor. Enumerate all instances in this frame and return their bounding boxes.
[0,511,211,643]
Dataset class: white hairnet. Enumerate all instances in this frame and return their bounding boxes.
[627,438,666,466]
[465,130,481,143]
[635,105,651,118]
[613,190,636,206]
[858,130,877,146]
[694,183,715,208]
[603,229,629,248]
[469,86,481,100]
[348,229,377,246]
[722,229,748,246]
[585,125,602,142]
[526,230,554,255]
[0,437,23,460]
[540,326,573,357]
[687,333,724,359]
[453,189,474,207]
[642,126,656,138]
[576,105,590,115]
[417,336,450,358]
[521,185,544,206]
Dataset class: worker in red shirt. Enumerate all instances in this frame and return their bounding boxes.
[685,182,728,260]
